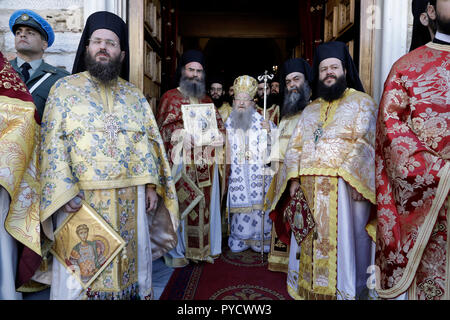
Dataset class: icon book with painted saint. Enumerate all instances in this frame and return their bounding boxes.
[181,103,220,147]
[50,201,126,289]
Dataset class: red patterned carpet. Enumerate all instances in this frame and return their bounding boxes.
[160,248,292,300]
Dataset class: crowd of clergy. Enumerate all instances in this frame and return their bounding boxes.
[0,0,449,300]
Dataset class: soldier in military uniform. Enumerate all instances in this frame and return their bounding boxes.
[9,9,69,120]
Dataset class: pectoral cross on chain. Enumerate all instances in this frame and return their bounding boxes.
[104,113,120,143]
[313,122,324,146]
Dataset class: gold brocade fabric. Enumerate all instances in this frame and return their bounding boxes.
[85,187,138,294]
[268,227,289,273]
[267,89,377,211]
[265,88,378,299]
[269,113,302,164]
[40,72,179,251]
[218,102,232,124]
[217,102,233,235]
[0,96,41,255]
[267,113,302,273]
[297,175,338,299]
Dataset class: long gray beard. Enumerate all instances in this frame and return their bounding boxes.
[229,106,255,131]
[179,75,206,98]
[281,82,310,118]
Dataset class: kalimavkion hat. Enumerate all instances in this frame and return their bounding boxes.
[72,11,130,81]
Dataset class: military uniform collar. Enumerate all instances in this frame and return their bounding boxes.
[16,56,42,71]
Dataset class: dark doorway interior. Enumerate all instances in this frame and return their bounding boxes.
[161,1,349,92]
[203,38,284,86]
[173,0,301,87]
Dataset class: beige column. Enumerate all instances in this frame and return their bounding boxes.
[372,0,412,103]
[359,0,413,102]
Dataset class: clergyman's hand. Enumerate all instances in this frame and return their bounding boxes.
[63,192,84,213]
[261,120,271,132]
[146,185,158,213]
[290,179,300,198]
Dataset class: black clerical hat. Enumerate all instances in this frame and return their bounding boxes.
[181,50,205,68]
[312,41,364,93]
[410,0,433,51]
[281,58,312,84]
[72,11,130,81]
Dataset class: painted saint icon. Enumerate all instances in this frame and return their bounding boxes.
[66,224,108,283]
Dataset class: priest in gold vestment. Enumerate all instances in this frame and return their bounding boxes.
[208,74,232,237]
[266,42,378,300]
[266,58,312,299]
[0,51,41,300]
[208,74,233,124]
[40,12,178,300]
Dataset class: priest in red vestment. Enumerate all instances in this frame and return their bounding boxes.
[156,50,226,267]
[375,0,450,300]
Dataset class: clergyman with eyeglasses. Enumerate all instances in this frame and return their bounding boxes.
[208,73,233,123]
[39,11,179,300]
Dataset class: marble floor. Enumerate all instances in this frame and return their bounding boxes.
[22,257,174,300]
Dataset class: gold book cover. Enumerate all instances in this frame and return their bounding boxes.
[50,200,126,289]
[181,103,219,147]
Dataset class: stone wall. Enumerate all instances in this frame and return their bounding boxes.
[0,0,85,72]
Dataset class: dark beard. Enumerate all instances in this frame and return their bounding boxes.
[212,95,225,108]
[317,75,348,102]
[256,95,263,107]
[85,50,122,84]
[229,106,255,131]
[256,95,271,108]
[436,11,450,35]
[267,93,281,107]
[281,83,310,119]
[224,93,234,104]
[179,74,206,99]
[257,93,280,108]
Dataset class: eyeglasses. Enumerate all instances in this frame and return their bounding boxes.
[234,98,253,103]
[88,38,120,48]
